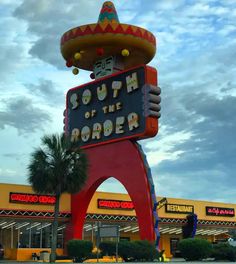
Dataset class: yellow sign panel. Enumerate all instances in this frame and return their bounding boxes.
[165,203,194,214]
[157,197,167,210]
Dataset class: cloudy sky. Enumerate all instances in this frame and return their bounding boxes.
[0,0,236,203]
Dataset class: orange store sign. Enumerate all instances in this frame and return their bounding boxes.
[9,192,56,205]
[98,199,134,210]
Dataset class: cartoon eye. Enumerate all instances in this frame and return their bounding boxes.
[106,57,112,64]
[95,62,102,67]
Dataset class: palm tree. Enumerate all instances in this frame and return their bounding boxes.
[28,133,88,262]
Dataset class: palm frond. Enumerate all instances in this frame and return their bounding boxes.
[27,133,88,196]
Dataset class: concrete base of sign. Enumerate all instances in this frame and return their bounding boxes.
[66,140,155,242]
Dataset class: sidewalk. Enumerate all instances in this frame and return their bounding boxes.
[170,258,186,262]
[0,260,74,263]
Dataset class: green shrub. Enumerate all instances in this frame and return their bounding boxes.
[118,241,136,261]
[178,238,212,261]
[132,240,157,261]
[67,239,93,262]
[118,240,157,261]
[212,243,236,261]
[99,241,117,256]
[99,240,157,261]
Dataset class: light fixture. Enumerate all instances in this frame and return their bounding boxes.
[15,222,30,230]
[37,223,52,230]
[168,228,181,234]
[57,225,66,231]
[1,222,16,229]
[120,226,131,231]
[131,227,139,233]
[26,223,41,230]
[159,227,171,233]
[124,226,133,233]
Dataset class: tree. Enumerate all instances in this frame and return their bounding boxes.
[28,133,88,262]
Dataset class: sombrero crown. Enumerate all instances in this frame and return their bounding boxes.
[60,1,156,71]
[98,1,120,24]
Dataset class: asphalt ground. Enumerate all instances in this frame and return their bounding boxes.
[0,259,232,264]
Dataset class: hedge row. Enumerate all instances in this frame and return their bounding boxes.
[212,242,236,261]
[67,239,159,262]
[67,240,93,262]
[66,238,236,262]
[178,238,236,261]
[101,240,158,261]
[178,238,212,260]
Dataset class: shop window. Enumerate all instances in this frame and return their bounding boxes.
[83,224,94,242]
[57,224,66,248]
[18,222,52,248]
[31,223,41,248]
[19,225,30,248]
[41,224,51,248]
[1,221,66,249]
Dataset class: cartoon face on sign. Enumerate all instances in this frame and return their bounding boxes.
[93,56,124,79]
[93,56,114,79]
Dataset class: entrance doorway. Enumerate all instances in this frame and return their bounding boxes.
[170,238,180,257]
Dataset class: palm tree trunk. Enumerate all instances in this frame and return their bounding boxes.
[50,192,60,262]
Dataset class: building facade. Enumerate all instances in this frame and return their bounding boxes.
[0,183,235,260]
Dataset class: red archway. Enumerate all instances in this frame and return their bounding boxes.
[67,140,155,242]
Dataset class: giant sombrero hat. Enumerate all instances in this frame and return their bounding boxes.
[60,1,156,72]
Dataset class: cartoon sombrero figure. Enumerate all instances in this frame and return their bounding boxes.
[60,1,156,76]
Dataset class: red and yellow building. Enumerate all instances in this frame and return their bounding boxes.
[0,183,235,260]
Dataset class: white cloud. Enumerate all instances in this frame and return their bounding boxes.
[146,149,184,166]
[0,168,17,177]
[144,129,192,166]
[218,24,236,36]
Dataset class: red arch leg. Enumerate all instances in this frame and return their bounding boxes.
[69,140,155,242]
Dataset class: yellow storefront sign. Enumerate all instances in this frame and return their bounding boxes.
[165,203,194,214]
